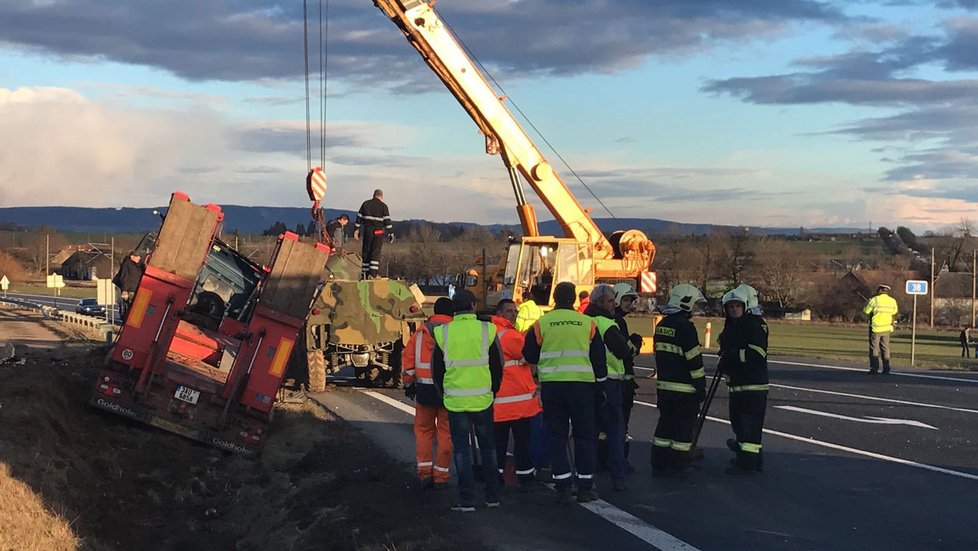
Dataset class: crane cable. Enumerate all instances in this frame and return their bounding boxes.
[445,21,618,220]
[302,0,329,170]
[302,0,312,171]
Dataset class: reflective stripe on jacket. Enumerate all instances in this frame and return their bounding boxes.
[492,316,541,421]
[434,314,497,412]
[533,309,597,383]
[718,313,769,390]
[401,314,453,407]
[653,312,705,395]
[863,293,898,333]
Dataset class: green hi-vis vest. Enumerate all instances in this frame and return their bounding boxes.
[537,309,595,383]
[863,293,898,333]
[593,315,624,379]
[434,314,496,412]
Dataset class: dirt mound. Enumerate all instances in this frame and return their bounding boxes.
[0,346,484,551]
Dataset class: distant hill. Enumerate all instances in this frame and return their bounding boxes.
[0,206,864,236]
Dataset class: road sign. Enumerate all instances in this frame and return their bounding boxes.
[1,275,8,298]
[906,279,928,295]
[96,278,116,306]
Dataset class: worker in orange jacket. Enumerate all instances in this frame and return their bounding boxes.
[402,297,455,490]
[490,298,542,490]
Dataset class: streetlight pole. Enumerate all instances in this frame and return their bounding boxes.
[930,247,935,328]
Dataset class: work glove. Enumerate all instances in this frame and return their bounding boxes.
[695,384,706,403]
[353,229,360,240]
[404,383,417,401]
[388,233,396,244]
[594,385,607,407]
[628,333,643,355]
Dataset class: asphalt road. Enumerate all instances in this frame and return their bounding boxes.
[3,292,119,320]
[315,354,978,551]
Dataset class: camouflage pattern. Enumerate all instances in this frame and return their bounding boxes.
[304,251,426,387]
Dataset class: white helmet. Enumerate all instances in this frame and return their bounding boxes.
[722,288,748,307]
[667,284,705,313]
[613,283,639,307]
[734,284,759,310]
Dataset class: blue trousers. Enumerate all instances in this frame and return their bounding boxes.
[447,408,499,506]
[541,382,596,491]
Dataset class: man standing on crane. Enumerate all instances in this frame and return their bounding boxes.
[325,214,349,252]
[863,284,898,375]
[522,281,607,504]
[353,189,394,279]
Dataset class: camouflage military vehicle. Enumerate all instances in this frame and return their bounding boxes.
[304,252,426,389]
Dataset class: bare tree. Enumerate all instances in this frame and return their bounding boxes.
[714,229,754,286]
[755,239,806,311]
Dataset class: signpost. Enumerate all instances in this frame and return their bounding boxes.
[46,273,65,296]
[906,279,928,366]
[1,275,8,298]
[97,277,116,324]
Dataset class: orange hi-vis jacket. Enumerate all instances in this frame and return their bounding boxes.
[402,314,453,407]
[491,315,542,422]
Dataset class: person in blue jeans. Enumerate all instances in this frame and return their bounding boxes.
[432,290,504,511]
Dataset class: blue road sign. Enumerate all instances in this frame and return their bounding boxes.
[905,280,928,295]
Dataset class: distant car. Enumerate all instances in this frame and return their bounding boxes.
[75,298,106,316]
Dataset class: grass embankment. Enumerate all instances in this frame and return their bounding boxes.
[626,315,975,370]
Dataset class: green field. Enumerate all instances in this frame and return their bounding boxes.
[6,284,96,299]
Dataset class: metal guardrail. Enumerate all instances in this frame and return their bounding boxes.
[1,298,115,342]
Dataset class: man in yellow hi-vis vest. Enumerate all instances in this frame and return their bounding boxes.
[863,284,899,375]
[432,289,504,512]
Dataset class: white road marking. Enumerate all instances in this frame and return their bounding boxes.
[636,357,978,384]
[774,405,938,430]
[360,389,701,551]
[579,500,701,551]
[634,400,978,482]
[770,383,978,415]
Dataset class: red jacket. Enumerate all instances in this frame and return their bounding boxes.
[491,315,541,422]
[577,297,590,314]
[402,314,453,407]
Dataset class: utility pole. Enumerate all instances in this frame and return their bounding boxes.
[110,237,115,325]
[930,247,935,328]
[45,234,50,275]
[972,249,976,328]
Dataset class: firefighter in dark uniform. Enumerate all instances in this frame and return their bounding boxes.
[354,189,394,279]
[612,283,643,466]
[651,284,706,475]
[718,285,769,474]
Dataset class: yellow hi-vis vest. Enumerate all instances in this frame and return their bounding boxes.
[434,313,496,412]
[535,309,596,383]
[593,315,625,380]
[863,293,898,333]
[515,300,543,333]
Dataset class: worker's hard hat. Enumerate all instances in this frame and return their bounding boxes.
[722,289,748,307]
[733,283,759,309]
[613,283,639,307]
[878,284,891,292]
[667,284,705,313]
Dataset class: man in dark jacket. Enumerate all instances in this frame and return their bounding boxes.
[651,284,706,475]
[718,285,769,474]
[112,250,144,320]
[324,214,349,252]
[612,283,643,465]
[353,189,393,279]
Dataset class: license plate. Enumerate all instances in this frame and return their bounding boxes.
[174,385,200,405]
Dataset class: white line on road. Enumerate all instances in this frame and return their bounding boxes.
[636,358,978,384]
[770,383,978,415]
[774,405,938,430]
[634,400,978,482]
[360,390,701,551]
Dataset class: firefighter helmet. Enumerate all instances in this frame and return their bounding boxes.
[721,288,748,307]
[667,284,705,313]
[613,283,639,307]
[734,283,760,310]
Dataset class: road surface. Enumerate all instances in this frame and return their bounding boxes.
[315,353,978,551]
[0,306,67,349]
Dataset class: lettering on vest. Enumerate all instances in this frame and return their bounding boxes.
[656,326,676,337]
[549,320,583,327]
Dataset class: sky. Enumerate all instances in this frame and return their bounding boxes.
[1,0,977,232]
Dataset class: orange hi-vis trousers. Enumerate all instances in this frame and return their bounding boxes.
[415,403,452,482]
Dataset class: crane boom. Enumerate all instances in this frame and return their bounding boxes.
[374,0,619,256]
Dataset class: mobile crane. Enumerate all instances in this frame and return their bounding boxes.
[373,0,657,307]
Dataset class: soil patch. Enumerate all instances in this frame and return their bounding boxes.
[0,346,486,550]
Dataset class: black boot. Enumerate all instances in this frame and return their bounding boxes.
[650,446,670,476]
[726,438,739,453]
